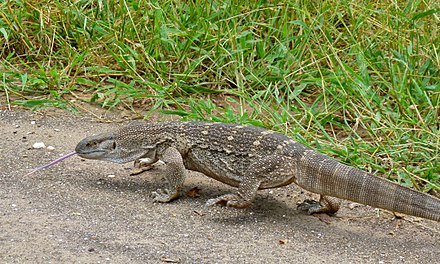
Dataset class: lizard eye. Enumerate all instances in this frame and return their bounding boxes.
[112,141,117,149]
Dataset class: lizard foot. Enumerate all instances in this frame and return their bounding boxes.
[297,199,324,214]
[297,199,338,215]
[151,188,179,203]
[205,194,251,208]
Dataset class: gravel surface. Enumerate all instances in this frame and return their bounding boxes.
[1,109,439,263]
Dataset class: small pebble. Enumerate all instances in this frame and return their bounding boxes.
[107,174,116,178]
[32,142,46,149]
[31,121,36,125]
[54,128,60,132]
[47,146,55,151]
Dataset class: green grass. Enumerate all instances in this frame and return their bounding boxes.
[1,0,439,192]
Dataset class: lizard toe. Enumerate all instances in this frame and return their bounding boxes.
[297,199,322,214]
[297,199,338,215]
[205,194,251,208]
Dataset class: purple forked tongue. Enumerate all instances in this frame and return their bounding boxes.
[25,151,77,176]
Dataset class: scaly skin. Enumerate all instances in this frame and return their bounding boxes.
[75,121,440,221]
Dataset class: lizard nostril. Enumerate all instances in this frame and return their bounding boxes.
[112,142,117,149]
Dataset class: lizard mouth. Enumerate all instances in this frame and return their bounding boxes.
[75,150,107,159]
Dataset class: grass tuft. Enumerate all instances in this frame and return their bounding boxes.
[1,0,439,192]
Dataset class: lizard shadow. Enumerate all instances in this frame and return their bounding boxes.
[75,168,311,224]
[205,195,308,227]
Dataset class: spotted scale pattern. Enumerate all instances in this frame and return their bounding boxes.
[75,121,440,221]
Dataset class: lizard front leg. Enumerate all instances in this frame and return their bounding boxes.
[151,147,186,203]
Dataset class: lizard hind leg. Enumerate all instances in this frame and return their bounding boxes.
[297,195,341,215]
[205,176,261,208]
[205,155,289,209]
[204,154,342,213]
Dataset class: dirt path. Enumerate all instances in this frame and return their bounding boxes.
[1,109,439,263]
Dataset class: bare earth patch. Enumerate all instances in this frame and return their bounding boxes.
[1,109,439,263]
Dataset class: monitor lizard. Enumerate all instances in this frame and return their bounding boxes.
[75,121,440,221]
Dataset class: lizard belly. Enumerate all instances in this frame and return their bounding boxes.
[183,149,296,189]
[259,177,296,189]
[183,150,246,187]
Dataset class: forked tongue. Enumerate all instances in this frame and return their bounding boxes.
[25,151,77,176]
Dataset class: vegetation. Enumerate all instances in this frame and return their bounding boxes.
[1,0,439,192]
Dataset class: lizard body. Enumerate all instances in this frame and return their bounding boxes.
[75,121,440,221]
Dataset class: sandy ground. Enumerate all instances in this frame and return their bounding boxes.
[1,109,439,263]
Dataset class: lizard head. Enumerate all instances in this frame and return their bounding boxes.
[75,125,156,164]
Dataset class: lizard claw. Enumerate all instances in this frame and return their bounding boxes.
[205,197,229,207]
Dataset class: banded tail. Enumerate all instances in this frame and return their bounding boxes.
[297,151,440,221]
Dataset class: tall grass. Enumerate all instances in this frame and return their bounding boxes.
[1,0,439,192]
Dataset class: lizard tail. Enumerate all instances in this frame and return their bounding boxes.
[296,151,440,222]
